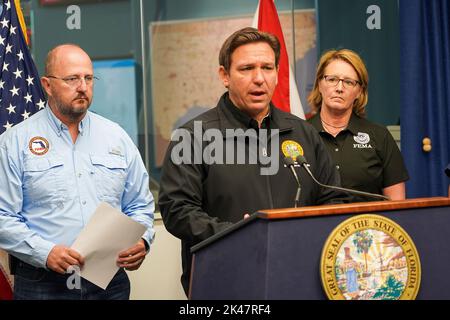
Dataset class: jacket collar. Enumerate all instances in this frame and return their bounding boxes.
[216,92,293,134]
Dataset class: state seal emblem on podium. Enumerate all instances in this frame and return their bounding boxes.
[320,214,421,300]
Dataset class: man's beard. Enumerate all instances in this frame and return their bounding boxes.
[55,97,91,122]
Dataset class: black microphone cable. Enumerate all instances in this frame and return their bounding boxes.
[296,155,390,201]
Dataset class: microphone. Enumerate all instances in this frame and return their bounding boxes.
[296,155,390,201]
[283,157,301,207]
[445,164,450,177]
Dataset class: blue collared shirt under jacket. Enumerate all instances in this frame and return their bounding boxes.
[0,106,155,268]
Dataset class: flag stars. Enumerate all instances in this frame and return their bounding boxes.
[5,43,13,54]
[9,85,19,97]
[3,121,13,131]
[25,75,34,86]
[13,67,22,79]
[13,67,23,79]
[22,110,31,120]
[1,1,46,135]
[0,18,9,29]
[37,99,46,110]
[17,50,24,61]
[6,103,16,114]
[24,92,33,103]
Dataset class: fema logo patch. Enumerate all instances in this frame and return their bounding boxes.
[29,137,50,156]
[353,132,372,149]
[354,132,370,144]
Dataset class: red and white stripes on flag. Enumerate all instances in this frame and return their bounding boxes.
[252,0,305,119]
[0,251,13,300]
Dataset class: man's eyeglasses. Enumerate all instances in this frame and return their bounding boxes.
[322,75,361,89]
[47,75,98,87]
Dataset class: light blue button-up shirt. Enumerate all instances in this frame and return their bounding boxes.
[0,107,155,268]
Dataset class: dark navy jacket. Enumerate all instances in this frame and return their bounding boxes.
[159,93,346,294]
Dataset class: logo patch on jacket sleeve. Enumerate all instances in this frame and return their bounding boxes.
[29,137,50,156]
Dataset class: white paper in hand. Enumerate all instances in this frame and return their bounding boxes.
[71,202,146,289]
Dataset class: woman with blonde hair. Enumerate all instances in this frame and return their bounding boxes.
[307,49,408,201]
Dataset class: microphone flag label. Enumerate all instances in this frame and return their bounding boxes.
[320,214,421,300]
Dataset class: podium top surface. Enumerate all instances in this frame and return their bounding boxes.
[257,197,450,220]
[191,197,450,253]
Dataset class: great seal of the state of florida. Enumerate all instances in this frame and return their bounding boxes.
[320,214,421,300]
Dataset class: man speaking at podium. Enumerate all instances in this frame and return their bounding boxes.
[159,27,347,295]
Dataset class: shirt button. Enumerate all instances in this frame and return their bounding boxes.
[335,148,339,152]
[78,173,82,178]
[82,200,86,205]
[336,165,340,170]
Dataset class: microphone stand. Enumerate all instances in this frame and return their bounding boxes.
[284,157,302,207]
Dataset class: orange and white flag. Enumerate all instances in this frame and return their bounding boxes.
[252,0,305,119]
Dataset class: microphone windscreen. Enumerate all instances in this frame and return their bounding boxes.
[296,155,308,165]
[283,156,295,166]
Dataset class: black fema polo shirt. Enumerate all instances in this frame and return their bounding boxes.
[308,113,409,202]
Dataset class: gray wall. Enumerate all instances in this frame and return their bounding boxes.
[317,0,400,125]
[33,0,136,73]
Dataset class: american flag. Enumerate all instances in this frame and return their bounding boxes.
[0,0,46,135]
[1,0,46,300]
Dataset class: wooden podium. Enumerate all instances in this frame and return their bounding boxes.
[189,197,450,299]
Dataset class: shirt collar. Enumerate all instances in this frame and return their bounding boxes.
[346,113,364,135]
[46,105,89,137]
[308,112,324,132]
[309,112,361,136]
[223,93,272,130]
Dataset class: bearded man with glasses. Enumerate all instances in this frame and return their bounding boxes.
[0,44,155,299]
